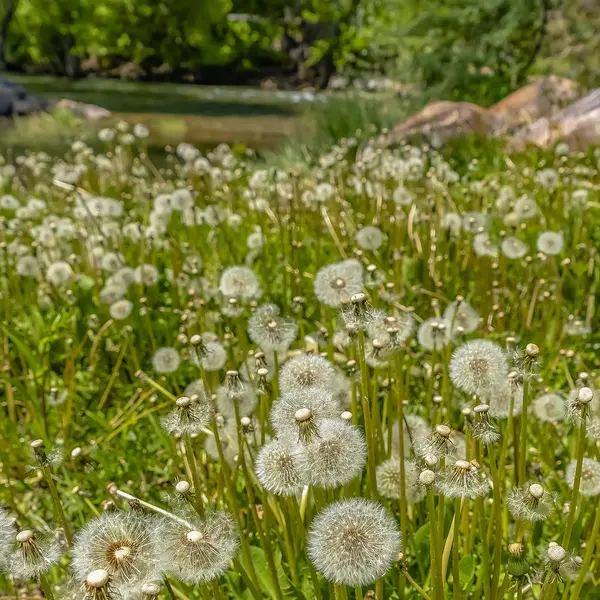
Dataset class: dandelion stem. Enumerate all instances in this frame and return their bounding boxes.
[357,328,377,497]
[402,567,432,600]
[41,464,73,546]
[39,573,55,600]
[518,379,530,485]
[451,498,462,600]
[562,421,587,549]
[426,489,443,600]
[570,502,600,598]
[490,444,504,598]
[334,584,349,600]
[184,434,205,517]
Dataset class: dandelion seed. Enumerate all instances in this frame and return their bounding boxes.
[159,511,238,584]
[566,458,600,496]
[255,439,303,496]
[296,419,366,488]
[0,508,16,570]
[308,498,401,586]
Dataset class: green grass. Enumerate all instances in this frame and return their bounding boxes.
[0,127,599,600]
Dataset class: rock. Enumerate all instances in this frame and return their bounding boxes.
[55,98,111,122]
[490,76,580,132]
[387,101,499,147]
[510,89,600,151]
[0,77,48,117]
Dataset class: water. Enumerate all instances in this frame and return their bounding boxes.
[1,74,329,152]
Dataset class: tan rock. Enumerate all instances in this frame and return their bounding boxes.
[490,76,580,132]
[388,101,498,147]
[56,99,112,122]
[510,89,600,151]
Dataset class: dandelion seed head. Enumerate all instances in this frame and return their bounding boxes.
[566,458,600,496]
[110,300,134,321]
[296,419,366,488]
[71,511,162,586]
[533,393,567,423]
[314,259,364,308]
[0,508,16,570]
[376,458,425,503]
[255,439,303,496]
[435,459,490,498]
[537,232,564,255]
[248,304,297,352]
[219,266,262,300]
[356,226,385,251]
[160,511,238,584]
[443,300,479,336]
[450,340,508,396]
[417,318,451,351]
[308,498,401,586]
[46,260,74,286]
[151,347,181,374]
[507,482,556,521]
[501,236,528,259]
[279,354,335,394]
[11,529,62,579]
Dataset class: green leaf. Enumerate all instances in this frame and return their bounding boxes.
[239,545,282,600]
[1,323,41,373]
[459,555,475,590]
[414,522,431,573]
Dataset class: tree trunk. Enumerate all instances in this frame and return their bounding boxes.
[0,1,17,69]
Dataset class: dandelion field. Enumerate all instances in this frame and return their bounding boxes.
[0,128,599,600]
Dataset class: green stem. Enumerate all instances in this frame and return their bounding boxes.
[570,502,600,598]
[42,465,73,546]
[334,584,349,600]
[562,421,587,550]
[357,328,377,497]
[164,576,177,599]
[490,445,503,598]
[184,434,205,517]
[517,379,529,485]
[427,489,443,600]
[403,568,432,600]
[39,573,55,600]
[452,498,462,600]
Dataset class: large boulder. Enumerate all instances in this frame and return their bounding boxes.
[490,76,580,132]
[55,98,111,121]
[387,101,499,147]
[0,77,49,117]
[510,89,600,151]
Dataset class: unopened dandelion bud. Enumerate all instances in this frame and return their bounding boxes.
[507,543,529,578]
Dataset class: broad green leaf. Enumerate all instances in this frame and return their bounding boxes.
[459,555,475,590]
[414,522,431,573]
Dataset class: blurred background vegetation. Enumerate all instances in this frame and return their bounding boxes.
[0,0,598,105]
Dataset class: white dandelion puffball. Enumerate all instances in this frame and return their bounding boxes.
[443,300,480,336]
[356,226,385,251]
[449,340,508,396]
[501,236,528,260]
[417,317,451,351]
[152,347,181,374]
[219,265,262,300]
[159,511,238,583]
[314,259,364,308]
[533,393,567,423]
[109,299,133,321]
[46,261,74,286]
[278,353,335,394]
[537,232,564,255]
[255,439,304,496]
[308,498,401,586]
[566,458,600,497]
[296,419,366,488]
